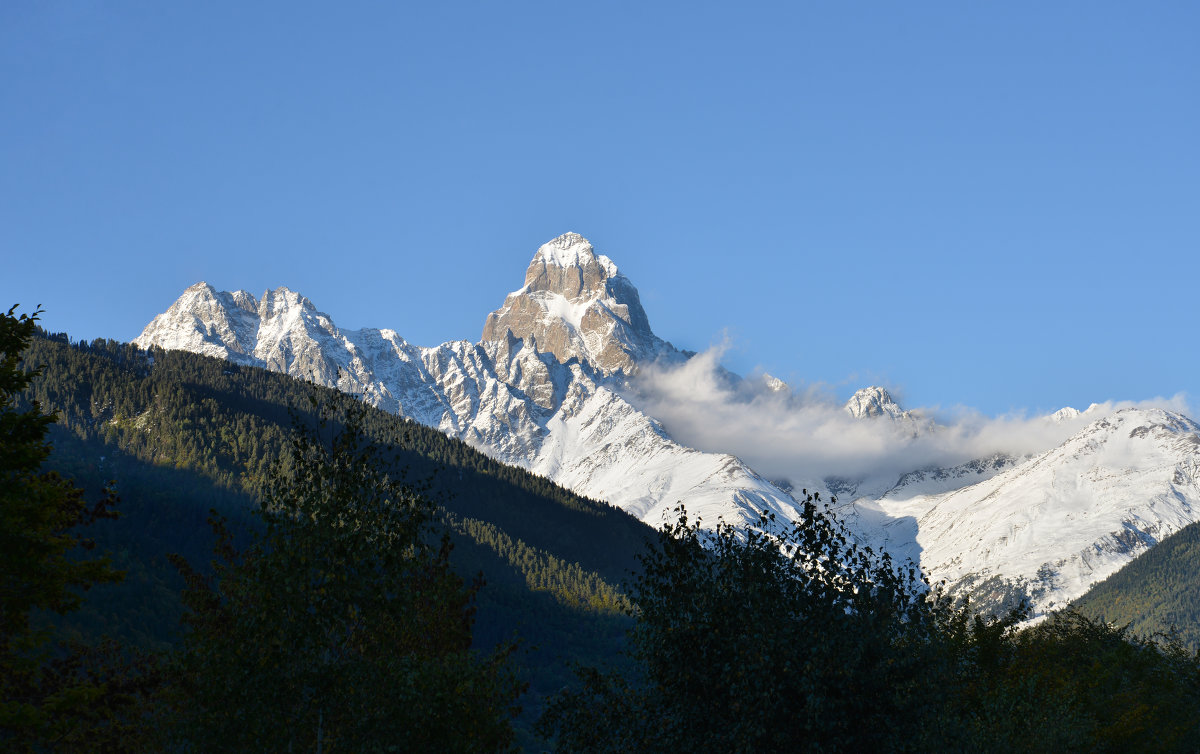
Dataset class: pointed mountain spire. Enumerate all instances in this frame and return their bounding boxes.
[481,233,669,374]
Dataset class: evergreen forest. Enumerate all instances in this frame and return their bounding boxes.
[1073,520,1200,652]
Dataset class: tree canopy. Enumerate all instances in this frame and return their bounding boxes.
[0,305,128,749]
[539,495,961,752]
[539,494,1200,753]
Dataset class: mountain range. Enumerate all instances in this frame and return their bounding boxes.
[133,232,1200,617]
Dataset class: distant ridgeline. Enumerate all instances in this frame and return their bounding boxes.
[1073,520,1200,652]
[20,330,649,711]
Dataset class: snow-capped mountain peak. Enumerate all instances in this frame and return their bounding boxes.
[132,233,1200,623]
[1047,403,1104,424]
[530,231,619,282]
[762,374,789,393]
[134,234,801,534]
[845,386,909,421]
[137,281,260,362]
[1049,406,1082,423]
[258,285,319,317]
[481,233,671,374]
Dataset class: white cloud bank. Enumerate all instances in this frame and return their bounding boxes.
[627,343,1192,494]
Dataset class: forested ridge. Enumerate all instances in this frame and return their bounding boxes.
[22,329,648,587]
[1073,520,1200,651]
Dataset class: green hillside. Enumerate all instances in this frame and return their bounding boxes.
[20,330,652,734]
[1073,521,1200,652]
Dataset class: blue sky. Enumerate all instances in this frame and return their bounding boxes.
[2,2,1196,417]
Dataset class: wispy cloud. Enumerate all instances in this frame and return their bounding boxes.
[628,342,1192,493]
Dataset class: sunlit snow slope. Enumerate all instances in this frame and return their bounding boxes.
[843,409,1200,613]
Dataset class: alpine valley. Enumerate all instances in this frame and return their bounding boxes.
[135,232,1200,618]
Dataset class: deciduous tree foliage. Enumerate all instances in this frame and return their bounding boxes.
[539,494,1200,753]
[161,392,525,752]
[975,610,1200,752]
[540,495,956,753]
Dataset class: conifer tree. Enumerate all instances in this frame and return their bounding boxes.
[0,305,125,749]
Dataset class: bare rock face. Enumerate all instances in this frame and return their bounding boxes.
[481,232,667,374]
[522,232,612,299]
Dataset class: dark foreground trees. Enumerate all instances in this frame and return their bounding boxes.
[159,393,525,752]
[977,610,1200,750]
[4,302,523,751]
[0,306,138,750]
[539,496,958,752]
[539,495,1200,753]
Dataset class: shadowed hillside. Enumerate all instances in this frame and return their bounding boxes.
[21,330,653,737]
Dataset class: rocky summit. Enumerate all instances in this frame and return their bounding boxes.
[844,386,909,421]
[481,232,669,374]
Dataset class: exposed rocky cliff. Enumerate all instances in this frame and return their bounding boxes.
[481,233,671,374]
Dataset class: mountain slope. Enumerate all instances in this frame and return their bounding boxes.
[22,329,651,736]
[847,408,1200,614]
[1073,519,1200,651]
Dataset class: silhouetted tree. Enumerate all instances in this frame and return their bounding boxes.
[540,495,957,753]
[0,305,134,750]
